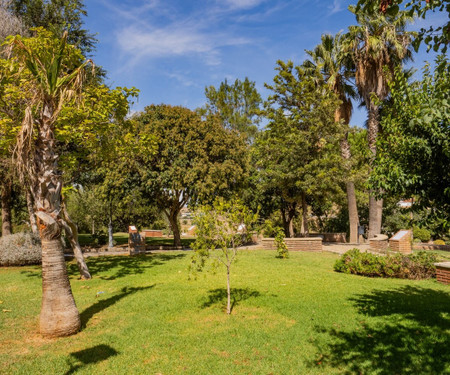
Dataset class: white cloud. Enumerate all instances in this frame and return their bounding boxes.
[223,0,266,10]
[117,24,249,66]
[328,0,343,15]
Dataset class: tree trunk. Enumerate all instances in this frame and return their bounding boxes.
[32,102,80,337]
[167,209,181,247]
[1,180,12,236]
[367,103,383,239]
[108,203,114,248]
[346,181,359,243]
[39,238,80,337]
[26,189,39,235]
[60,205,91,280]
[280,202,296,238]
[300,193,309,237]
[340,135,360,243]
[226,265,231,315]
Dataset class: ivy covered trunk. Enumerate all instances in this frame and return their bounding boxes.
[33,103,81,337]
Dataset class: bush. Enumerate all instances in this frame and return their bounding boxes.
[413,226,432,242]
[334,249,437,280]
[434,239,446,245]
[0,232,41,266]
[274,227,289,259]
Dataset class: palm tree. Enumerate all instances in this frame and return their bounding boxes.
[6,30,92,337]
[304,33,361,243]
[345,6,414,239]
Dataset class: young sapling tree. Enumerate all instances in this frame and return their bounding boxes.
[191,198,258,314]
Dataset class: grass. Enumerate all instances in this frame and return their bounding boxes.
[0,250,449,374]
[77,233,195,247]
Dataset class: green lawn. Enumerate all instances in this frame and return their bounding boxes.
[0,250,448,374]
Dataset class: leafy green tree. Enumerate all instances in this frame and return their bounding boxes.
[370,57,450,238]
[304,32,361,243]
[7,0,96,54]
[191,197,258,314]
[133,104,249,247]
[202,77,262,141]
[356,0,449,53]
[0,30,134,337]
[344,5,414,239]
[255,60,343,237]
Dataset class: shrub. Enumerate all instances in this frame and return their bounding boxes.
[334,249,437,280]
[0,232,41,266]
[413,226,432,242]
[434,239,446,245]
[274,227,289,259]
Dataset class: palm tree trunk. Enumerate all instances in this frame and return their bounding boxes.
[1,180,12,236]
[340,136,359,243]
[26,189,39,235]
[367,103,383,239]
[33,102,80,337]
[39,238,80,337]
[346,181,359,243]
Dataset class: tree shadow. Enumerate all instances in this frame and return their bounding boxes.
[19,253,186,280]
[80,285,155,328]
[64,344,119,375]
[67,253,187,280]
[201,288,261,312]
[310,286,450,374]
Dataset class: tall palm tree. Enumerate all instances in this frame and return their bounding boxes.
[304,33,360,243]
[345,6,414,239]
[5,30,92,337]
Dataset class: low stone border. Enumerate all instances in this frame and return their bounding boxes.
[435,262,450,284]
[414,244,450,252]
[261,237,322,252]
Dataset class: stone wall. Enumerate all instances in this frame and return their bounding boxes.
[261,237,322,252]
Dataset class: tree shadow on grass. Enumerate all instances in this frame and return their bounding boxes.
[310,286,450,374]
[80,285,155,328]
[201,288,261,313]
[64,344,119,375]
[67,253,187,280]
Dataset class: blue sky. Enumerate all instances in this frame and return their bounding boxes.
[84,0,444,128]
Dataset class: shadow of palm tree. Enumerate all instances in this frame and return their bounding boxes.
[201,288,261,312]
[67,253,187,280]
[19,253,186,280]
[310,286,450,374]
[64,344,119,375]
[80,285,155,328]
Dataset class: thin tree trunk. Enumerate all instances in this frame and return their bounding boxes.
[367,104,383,239]
[301,193,309,237]
[346,181,359,243]
[26,189,38,235]
[340,135,360,243]
[226,265,231,314]
[1,180,12,236]
[108,202,113,248]
[60,205,91,280]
